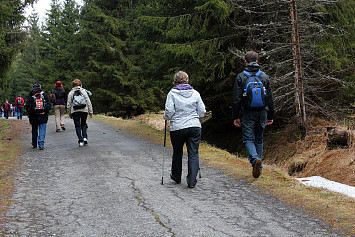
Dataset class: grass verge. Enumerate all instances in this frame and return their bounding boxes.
[0,119,26,230]
[94,114,355,236]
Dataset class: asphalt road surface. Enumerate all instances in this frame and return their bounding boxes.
[2,117,343,236]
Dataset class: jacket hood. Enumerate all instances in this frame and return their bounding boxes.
[71,86,82,91]
[245,62,260,73]
[171,84,194,98]
[29,88,43,96]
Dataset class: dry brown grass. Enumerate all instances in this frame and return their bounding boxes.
[263,117,355,187]
[0,119,28,230]
[95,114,355,235]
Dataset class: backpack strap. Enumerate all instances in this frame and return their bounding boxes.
[243,70,262,77]
[243,70,263,93]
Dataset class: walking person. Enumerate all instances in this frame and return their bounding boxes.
[13,105,17,118]
[9,104,14,117]
[164,71,206,188]
[51,81,67,132]
[25,82,52,150]
[15,95,25,120]
[232,51,275,178]
[3,100,11,119]
[67,79,93,147]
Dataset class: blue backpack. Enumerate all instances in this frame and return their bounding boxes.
[243,70,266,108]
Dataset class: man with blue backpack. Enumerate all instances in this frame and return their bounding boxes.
[232,51,275,178]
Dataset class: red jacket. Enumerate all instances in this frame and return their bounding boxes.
[3,102,10,111]
[15,97,24,107]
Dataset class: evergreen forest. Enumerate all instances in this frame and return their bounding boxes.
[1,0,354,127]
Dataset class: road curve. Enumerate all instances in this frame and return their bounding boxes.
[2,117,342,236]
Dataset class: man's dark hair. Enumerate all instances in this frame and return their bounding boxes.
[245,51,258,63]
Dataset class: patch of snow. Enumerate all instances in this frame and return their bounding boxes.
[296,176,355,199]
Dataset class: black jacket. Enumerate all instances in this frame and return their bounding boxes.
[25,88,52,124]
[52,87,67,105]
[232,62,275,120]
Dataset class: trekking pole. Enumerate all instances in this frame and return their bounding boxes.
[161,120,167,185]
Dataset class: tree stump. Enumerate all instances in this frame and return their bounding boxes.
[326,127,353,149]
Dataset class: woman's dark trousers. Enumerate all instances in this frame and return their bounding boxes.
[170,127,201,186]
[72,112,88,143]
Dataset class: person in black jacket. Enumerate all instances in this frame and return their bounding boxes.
[232,51,275,178]
[25,82,52,150]
[51,81,67,132]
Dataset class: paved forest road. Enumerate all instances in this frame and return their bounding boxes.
[2,117,342,236]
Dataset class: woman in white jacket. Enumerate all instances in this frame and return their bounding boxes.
[164,71,206,188]
[67,79,93,147]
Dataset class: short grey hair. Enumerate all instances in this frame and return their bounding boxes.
[173,71,189,85]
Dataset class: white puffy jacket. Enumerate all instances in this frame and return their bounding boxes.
[164,85,206,131]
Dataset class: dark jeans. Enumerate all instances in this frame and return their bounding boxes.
[170,127,201,186]
[72,112,88,143]
[32,123,47,148]
[241,109,267,170]
[4,111,9,119]
[17,107,23,120]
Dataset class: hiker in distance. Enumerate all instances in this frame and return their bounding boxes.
[50,81,67,132]
[15,95,25,120]
[2,100,11,119]
[25,82,52,150]
[232,51,275,178]
[67,79,93,147]
[164,71,206,188]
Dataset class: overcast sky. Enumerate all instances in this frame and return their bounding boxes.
[25,0,83,24]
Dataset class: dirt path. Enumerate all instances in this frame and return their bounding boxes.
[2,117,343,236]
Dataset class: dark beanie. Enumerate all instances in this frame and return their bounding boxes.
[33,82,41,88]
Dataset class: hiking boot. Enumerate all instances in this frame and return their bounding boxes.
[79,142,84,147]
[39,147,45,150]
[188,183,196,188]
[32,144,37,149]
[170,174,181,184]
[83,138,88,145]
[56,129,60,132]
[252,159,262,178]
[61,125,66,130]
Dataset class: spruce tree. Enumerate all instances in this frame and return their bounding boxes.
[0,0,35,100]
[11,12,42,98]
[77,0,161,116]
[136,0,238,117]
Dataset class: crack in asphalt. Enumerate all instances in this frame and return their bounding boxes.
[131,180,175,237]
[118,172,176,237]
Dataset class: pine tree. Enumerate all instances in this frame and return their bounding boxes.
[0,0,35,100]
[135,0,238,117]
[11,12,42,98]
[34,0,81,93]
[77,0,161,116]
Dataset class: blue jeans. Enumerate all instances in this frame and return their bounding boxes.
[241,109,267,170]
[17,107,23,120]
[170,127,201,186]
[32,123,47,148]
[72,112,88,143]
